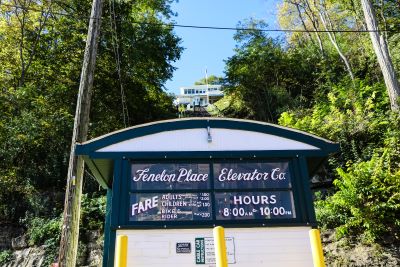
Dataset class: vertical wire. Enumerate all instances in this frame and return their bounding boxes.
[109,0,129,127]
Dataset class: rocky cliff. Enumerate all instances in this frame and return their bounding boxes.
[322,230,400,267]
[0,225,102,267]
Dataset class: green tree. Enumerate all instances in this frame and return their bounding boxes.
[279,0,400,106]
[222,20,323,122]
[194,75,224,85]
[361,0,400,110]
[0,0,182,224]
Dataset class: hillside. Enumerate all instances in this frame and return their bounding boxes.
[1,0,400,266]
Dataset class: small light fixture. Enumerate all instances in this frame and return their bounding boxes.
[207,126,212,143]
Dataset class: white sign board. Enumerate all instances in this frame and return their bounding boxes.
[115,227,313,267]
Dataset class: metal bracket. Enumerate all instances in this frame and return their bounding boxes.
[207,126,212,143]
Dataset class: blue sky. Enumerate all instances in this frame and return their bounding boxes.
[165,0,282,95]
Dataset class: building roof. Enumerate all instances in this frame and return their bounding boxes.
[76,118,339,188]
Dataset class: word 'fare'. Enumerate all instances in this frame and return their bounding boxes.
[131,196,158,216]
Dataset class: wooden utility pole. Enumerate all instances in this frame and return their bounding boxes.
[58,0,104,266]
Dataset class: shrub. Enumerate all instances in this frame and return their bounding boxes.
[27,217,61,246]
[0,250,12,264]
[279,80,394,165]
[316,150,400,242]
[80,194,106,231]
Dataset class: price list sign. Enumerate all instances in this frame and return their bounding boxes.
[129,193,212,221]
[129,161,297,223]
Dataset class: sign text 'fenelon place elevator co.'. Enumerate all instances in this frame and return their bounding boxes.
[129,162,296,222]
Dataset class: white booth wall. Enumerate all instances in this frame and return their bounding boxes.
[115,227,314,267]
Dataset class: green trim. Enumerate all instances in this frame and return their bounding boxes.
[112,222,317,229]
[86,149,336,159]
[120,159,130,226]
[84,150,332,188]
[292,158,309,223]
[126,188,294,194]
[116,219,303,228]
[210,163,216,221]
[102,189,112,267]
[299,156,317,225]
[289,158,306,223]
[107,229,116,266]
[105,160,122,267]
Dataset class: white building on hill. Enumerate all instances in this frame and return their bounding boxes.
[175,84,224,107]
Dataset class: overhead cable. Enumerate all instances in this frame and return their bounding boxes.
[0,2,395,34]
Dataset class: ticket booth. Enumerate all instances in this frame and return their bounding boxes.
[76,118,338,267]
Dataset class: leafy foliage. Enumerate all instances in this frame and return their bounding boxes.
[80,194,106,231]
[26,217,61,246]
[279,80,395,163]
[0,1,182,261]
[221,1,400,247]
[316,150,400,242]
[221,18,354,122]
[0,250,13,264]
[194,75,224,85]
[278,77,400,242]
[0,0,182,226]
